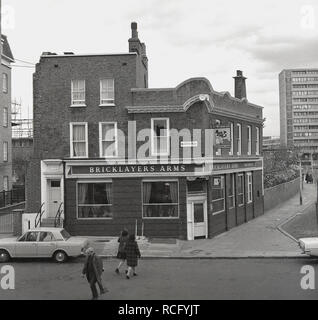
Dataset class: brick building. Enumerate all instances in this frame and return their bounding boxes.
[0,0,14,194]
[26,23,264,240]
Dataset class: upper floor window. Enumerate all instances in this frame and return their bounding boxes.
[70,123,88,158]
[2,73,8,93]
[99,122,118,158]
[237,123,242,155]
[3,107,8,127]
[151,118,170,156]
[229,122,234,155]
[247,126,251,155]
[71,80,86,106]
[100,79,115,106]
[3,142,8,162]
[3,176,8,191]
[256,127,260,155]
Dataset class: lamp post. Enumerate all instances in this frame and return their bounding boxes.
[299,158,303,206]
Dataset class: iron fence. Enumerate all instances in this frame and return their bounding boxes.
[0,187,25,208]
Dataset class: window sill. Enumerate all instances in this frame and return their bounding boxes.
[142,217,179,220]
[99,103,116,107]
[77,218,113,220]
[70,104,86,108]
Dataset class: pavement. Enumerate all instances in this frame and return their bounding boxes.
[88,183,317,259]
[0,184,316,259]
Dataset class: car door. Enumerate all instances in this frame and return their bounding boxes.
[15,231,39,257]
[37,232,57,257]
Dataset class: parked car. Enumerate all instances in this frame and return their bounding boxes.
[299,238,318,256]
[0,228,89,263]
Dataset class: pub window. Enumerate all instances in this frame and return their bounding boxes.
[3,107,8,127]
[237,123,242,155]
[211,176,225,215]
[256,127,260,155]
[247,172,253,203]
[71,80,86,106]
[3,176,8,191]
[99,122,118,158]
[237,174,245,206]
[100,79,115,105]
[247,126,251,155]
[77,182,112,219]
[228,174,235,209]
[3,141,8,162]
[3,73,8,93]
[151,118,170,156]
[229,122,234,155]
[143,181,179,218]
[70,122,88,158]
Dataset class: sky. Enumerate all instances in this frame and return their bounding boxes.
[3,0,318,136]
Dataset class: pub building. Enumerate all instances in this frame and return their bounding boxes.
[26,22,264,240]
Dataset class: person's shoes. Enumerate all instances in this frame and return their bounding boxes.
[100,288,109,295]
[125,270,128,274]
[115,268,119,274]
[133,273,137,276]
[126,275,130,279]
[91,296,98,300]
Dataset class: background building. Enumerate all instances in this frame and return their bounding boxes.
[263,136,280,151]
[0,0,14,196]
[27,23,264,239]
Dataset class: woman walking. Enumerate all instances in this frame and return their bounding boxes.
[115,229,129,274]
[125,234,141,279]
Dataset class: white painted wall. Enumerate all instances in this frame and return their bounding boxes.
[22,213,37,233]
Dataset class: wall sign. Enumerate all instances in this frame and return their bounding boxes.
[213,127,231,149]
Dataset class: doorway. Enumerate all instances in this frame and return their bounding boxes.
[47,179,62,218]
[187,196,208,240]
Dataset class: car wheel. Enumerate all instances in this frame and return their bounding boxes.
[53,250,67,263]
[0,250,10,263]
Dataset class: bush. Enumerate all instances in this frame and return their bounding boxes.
[264,169,299,189]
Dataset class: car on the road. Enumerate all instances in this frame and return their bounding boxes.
[299,237,318,256]
[0,228,89,263]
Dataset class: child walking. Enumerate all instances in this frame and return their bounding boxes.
[125,234,141,279]
[115,229,129,274]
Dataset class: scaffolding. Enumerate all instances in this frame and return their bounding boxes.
[11,99,33,139]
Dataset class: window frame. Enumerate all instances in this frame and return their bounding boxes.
[256,127,260,155]
[228,174,236,209]
[229,122,234,156]
[247,125,252,155]
[247,172,253,204]
[99,122,118,158]
[3,141,8,162]
[71,80,86,107]
[69,122,88,158]
[2,73,8,93]
[3,176,9,191]
[142,179,179,219]
[237,173,245,207]
[3,107,8,127]
[76,181,113,220]
[151,118,170,157]
[100,79,115,106]
[211,175,225,215]
[237,123,242,155]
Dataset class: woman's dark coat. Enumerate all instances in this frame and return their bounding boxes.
[125,240,141,267]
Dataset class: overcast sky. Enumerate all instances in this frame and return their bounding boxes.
[3,0,318,136]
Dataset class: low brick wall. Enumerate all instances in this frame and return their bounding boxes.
[264,178,300,212]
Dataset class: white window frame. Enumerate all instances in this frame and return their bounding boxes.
[76,181,113,220]
[247,172,253,204]
[2,73,8,93]
[247,125,252,155]
[70,122,88,158]
[228,173,235,209]
[3,107,8,127]
[3,176,8,191]
[3,141,8,162]
[229,122,234,155]
[237,173,245,207]
[211,175,225,215]
[151,118,170,156]
[71,80,86,106]
[99,122,118,158]
[142,179,180,219]
[256,127,260,155]
[100,79,115,106]
[237,123,242,155]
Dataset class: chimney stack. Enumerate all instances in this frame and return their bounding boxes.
[129,22,142,54]
[233,70,247,99]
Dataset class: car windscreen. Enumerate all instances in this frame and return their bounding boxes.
[60,229,71,240]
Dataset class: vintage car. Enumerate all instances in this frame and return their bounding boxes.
[0,228,89,263]
[299,237,318,256]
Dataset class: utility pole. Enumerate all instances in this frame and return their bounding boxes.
[299,159,303,206]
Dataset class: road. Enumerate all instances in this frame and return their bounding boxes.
[0,258,318,300]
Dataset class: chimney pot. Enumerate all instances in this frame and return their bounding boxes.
[131,22,138,39]
[233,70,247,99]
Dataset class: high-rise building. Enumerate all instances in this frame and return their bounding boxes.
[0,0,14,194]
[279,68,318,156]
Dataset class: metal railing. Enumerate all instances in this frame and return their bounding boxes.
[35,203,45,228]
[54,203,64,228]
[0,187,25,208]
